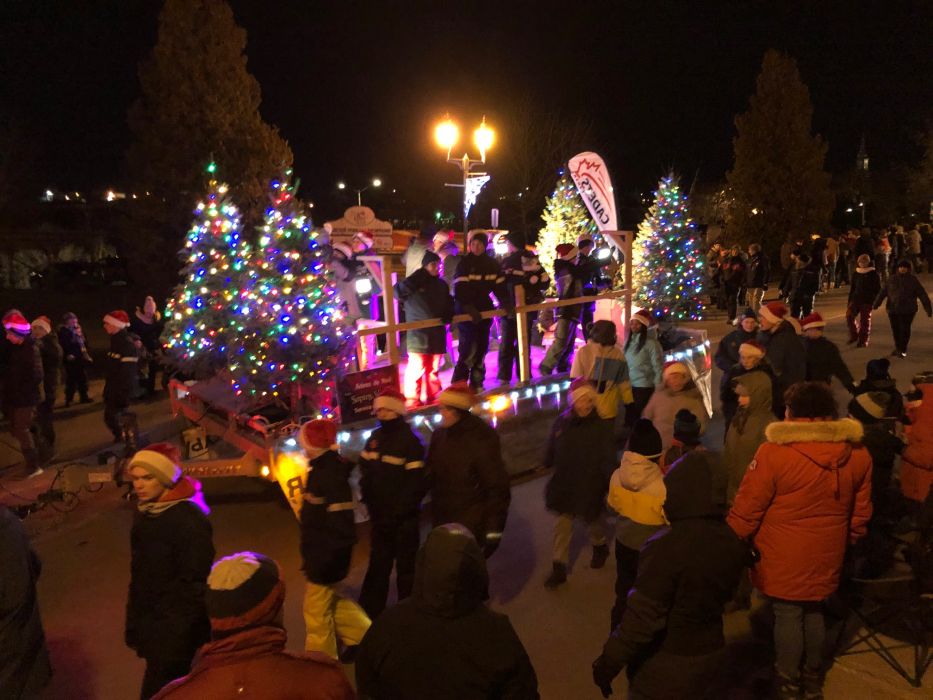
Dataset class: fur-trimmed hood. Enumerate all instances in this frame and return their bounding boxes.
[765,418,863,445]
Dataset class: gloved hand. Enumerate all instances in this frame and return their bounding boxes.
[592,656,617,698]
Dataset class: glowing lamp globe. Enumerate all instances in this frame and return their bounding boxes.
[473,120,495,159]
[434,119,460,151]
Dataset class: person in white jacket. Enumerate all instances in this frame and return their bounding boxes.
[641,361,709,452]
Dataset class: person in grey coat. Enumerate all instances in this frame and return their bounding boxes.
[723,371,776,502]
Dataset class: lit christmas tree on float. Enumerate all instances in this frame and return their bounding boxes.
[229,170,353,406]
[162,162,249,376]
[537,172,599,290]
[633,173,704,320]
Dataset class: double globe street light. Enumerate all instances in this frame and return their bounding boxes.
[338,178,382,206]
[433,116,495,234]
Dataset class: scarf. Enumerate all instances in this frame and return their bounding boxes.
[855,266,875,273]
[138,476,210,516]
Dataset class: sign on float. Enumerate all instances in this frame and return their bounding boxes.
[568,152,618,232]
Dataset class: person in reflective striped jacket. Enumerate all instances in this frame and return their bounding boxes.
[358,389,428,619]
[298,419,371,660]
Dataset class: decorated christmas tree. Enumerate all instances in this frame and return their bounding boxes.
[229,170,354,408]
[633,173,704,320]
[537,173,599,290]
[162,162,249,376]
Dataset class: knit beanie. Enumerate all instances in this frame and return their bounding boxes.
[662,361,689,381]
[128,442,183,487]
[298,419,338,455]
[438,382,475,411]
[2,310,30,335]
[373,387,406,416]
[576,234,594,249]
[103,310,130,329]
[866,358,891,381]
[569,378,597,406]
[207,552,286,635]
[631,309,654,328]
[848,392,890,424]
[31,316,52,335]
[741,308,757,321]
[758,301,787,325]
[801,312,825,330]
[626,418,663,459]
[739,340,766,359]
[421,250,441,268]
[673,409,702,446]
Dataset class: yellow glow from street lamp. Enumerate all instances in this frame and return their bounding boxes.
[434,118,460,151]
[372,178,382,188]
[474,119,495,159]
[337,182,346,190]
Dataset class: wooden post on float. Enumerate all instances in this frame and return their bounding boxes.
[514,285,530,383]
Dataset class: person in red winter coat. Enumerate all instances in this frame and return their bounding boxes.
[727,382,872,700]
[901,382,933,505]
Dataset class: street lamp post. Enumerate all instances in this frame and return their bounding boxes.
[337,178,382,206]
[433,116,495,234]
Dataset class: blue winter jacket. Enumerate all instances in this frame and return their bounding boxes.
[624,330,664,388]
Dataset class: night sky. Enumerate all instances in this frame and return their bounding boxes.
[2,0,931,220]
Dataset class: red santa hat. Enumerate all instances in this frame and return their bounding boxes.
[555,243,578,262]
[801,312,826,331]
[569,378,598,406]
[438,382,476,411]
[128,442,183,487]
[373,387,406,416]
[758,301,788,325]
[662,361,690,380]
[298,419,338,455]
[103,309,130,329]
[31,315,52,335]
[739,340,766,359]
[433,230,450,246]
[354,231,374,249]
[631,309,654,329]
[2,310,31,335]
[332,242,354,260]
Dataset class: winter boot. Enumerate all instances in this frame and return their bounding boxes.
[544,562,567,589]
[800,667,824,700]
[770,672,800,700]
[591,543,610,569]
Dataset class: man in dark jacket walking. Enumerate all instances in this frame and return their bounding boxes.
[451,232,510,389]
[298,419,371,659]
[757,301,806,416]
[592,451,746,699]
[540,243,583,374]
[103,310,138,442]
[744,244,770,312]
[801,312,856,393]
[395,251,454,406]
[426,383,511,557]
[2,310,43,478]
[358,388,428,619]
[846,253,882,347]
[722,250,747,324]
[355,524,539,699]
[0,505,52,699]
[58,311,92,406]
[714,308,757,402]
[125,443,214,699]
[873,258,932,357]
[31,316,61,447]
[789,253,821,319]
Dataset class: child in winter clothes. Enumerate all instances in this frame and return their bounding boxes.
[801,312,856,393]
[724,371,776,503]
[623,310,663,426]
[661,409,703,471]
[642,361,709,452]
[848,392,903,518]
[543,379,616,589]
[298,419,371,659]
[720,339,779,428]
[847,254,881,347]
[570,320,633,419]
[854,358,903,419]
[607,418,666,631]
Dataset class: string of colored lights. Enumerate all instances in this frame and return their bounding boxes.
[163,162,250,375]
[633,174,705,321]
[228,169,354,409]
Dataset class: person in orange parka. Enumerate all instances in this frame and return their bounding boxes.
[901,381,933,504]
[727,382,872,700]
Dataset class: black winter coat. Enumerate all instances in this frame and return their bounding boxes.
[714,328,756,376]
[355,525,538,699]
[805,336,855,390]
[36,334,62,400]
[359,417,428,523]
[860,422,904,504]
[300,450,357,585]
[758,321,806,395]
[520,263,550,305]
[544,409,615,521]
[722,257,746,291]
[854,378,904,420]
[553,258,583,321]
[452,253,508,314]
[57,324,88,362]
[598,453,745,698]
[104,329,138,403]
[745,252,770,288]
[427,412,511,542]
[853,235,875,259]
[874,270,933,316]
[790,265,820,300]
[848,268,882,307]
[1,336,42,408]
[130,313,164,353]
[0,506,52,699]
[395,269,454,354]
[125,491,214,661]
